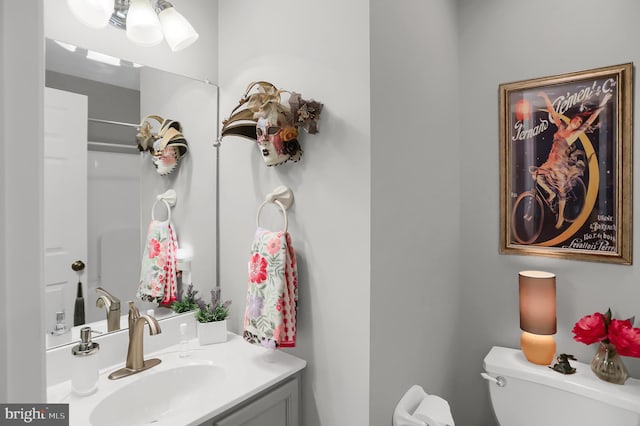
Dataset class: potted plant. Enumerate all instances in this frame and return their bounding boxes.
[195,289,231,345]
[171,283,200,313]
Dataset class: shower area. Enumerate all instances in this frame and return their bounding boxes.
[87,145,140,324]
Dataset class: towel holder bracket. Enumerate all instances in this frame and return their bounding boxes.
[265,186,294,210]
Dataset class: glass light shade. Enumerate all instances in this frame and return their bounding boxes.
[67,0,113,28]
[519,270,556,365]
[158,6,199,51]
[126,0,164,47]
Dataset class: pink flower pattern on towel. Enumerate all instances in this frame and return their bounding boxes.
[243,227,298,348]
[136,220,178,306]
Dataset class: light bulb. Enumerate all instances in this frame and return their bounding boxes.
[126,0,164,47]
[158,5,199,52]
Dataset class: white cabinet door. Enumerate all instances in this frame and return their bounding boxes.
[213,377,299,426]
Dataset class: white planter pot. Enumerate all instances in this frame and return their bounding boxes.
[197,320,227,345]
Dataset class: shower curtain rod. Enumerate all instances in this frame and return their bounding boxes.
[88,117,140,128]
[88,141,139,154]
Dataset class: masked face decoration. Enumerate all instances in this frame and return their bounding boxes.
[256,118,302,166]
[220,82,323,167]
[152,143,180,175]
[137,116,189,176]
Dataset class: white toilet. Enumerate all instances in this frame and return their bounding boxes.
[483,346,640,425]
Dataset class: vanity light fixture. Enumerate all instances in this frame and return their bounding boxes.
[126,0,164,47]
[519,270,557,365]
[67,0,199,52]
[156,0,200,52]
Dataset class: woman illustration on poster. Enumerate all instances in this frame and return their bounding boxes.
[533,91,612,229]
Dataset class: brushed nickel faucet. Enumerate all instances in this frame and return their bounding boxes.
[108,301,162,380]
[95,287,121,332]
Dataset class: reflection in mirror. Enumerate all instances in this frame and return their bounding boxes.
[44,38,218,349]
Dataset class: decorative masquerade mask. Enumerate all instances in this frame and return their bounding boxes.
[256,118,303,166]
[136,115,189,175]
[220,81,323,166]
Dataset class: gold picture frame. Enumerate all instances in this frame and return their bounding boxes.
[499,63,633,264]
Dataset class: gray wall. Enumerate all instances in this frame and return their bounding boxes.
[139,68,218,304]
[1,0,46,402]
[0,1,5,402]
[218,1,371,425]
[455,1,640,424]
[370,1,461,424]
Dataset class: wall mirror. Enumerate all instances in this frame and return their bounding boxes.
[44,38,219,349]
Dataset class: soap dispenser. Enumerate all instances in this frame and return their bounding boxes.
[71,326,100,396]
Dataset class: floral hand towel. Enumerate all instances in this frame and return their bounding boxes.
[136,220,178,306]
[243,227,298,348]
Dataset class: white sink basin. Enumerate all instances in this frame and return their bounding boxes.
[47,334,307,425]
[89,363,224,426]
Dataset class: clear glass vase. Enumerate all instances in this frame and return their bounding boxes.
[590,341,629,385]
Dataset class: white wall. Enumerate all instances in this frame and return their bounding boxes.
[455,1,640,424]
[218,1,371,425]
[1,0,46,402]
[370,1,461,424]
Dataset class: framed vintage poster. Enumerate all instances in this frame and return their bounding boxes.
[499,63,633,264]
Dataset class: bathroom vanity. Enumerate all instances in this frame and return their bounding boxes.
[207,375,299,426]
[47,320,305,426]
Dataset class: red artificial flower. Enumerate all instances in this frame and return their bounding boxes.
[608,319,640,358]
[249,253,268,284]
[572,312,607,345]
[573,309,640,359]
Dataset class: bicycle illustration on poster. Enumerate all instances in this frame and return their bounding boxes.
[499,63,633,264]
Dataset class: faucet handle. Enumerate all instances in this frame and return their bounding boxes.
[128,301,140,327]
[128,301,140,319]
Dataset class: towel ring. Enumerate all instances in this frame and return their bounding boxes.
[151,190,176,223]
[256,200,288,232]
[151,199,172,223]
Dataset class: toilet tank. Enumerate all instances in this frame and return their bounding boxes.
[483,346,640,426]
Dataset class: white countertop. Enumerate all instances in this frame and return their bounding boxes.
[47,333,306,426]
